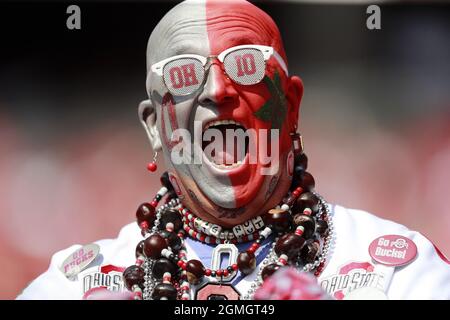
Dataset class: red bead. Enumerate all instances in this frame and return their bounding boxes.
[205,269,212,276]
[177,260,185,268]
[223,269,229,277]
[139,221,149,230]
[216,270,223,277]
[147,162,157,172]
[232,264,238,271]
[293,187,303,197]
[248,247,256,253]
[200,235,206,242]
[150,201,158,208]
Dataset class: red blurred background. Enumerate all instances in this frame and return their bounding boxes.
[1,1,449,299]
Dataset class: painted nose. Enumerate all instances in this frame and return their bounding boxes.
[198,64,238,105]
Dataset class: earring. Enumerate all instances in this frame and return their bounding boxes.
[290,132,304,155]
[147,151,158,172]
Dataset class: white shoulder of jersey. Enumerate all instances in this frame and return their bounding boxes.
[16,222,140,300]
[320,205,450,299]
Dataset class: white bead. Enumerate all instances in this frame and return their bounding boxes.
[161,248,171,258]
[252,216,265,229]
[281,204,290,211]
[232,224,246,237]
[209,224,222,238]
[157,187,168,197]
[242,220,256,234]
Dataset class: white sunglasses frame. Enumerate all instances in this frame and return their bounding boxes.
[151,44,289,81]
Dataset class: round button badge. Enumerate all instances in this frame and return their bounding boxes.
[60,243,100,279]
[369,235,417,267]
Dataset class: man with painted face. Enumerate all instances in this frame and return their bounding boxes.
[18,0,450,300]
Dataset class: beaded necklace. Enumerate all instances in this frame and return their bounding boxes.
[123,151,333,300]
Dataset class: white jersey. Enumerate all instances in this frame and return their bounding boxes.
[17,204,450,300]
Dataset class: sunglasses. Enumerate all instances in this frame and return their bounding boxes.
[151,44,288,96]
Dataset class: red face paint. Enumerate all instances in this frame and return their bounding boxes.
[205,0,292,207]
[160,93,180,151]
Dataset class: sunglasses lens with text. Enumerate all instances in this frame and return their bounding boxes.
[163,58,204,96]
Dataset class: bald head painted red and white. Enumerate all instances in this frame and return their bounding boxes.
[139,0,303,227]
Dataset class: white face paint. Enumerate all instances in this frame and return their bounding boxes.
[146,1,237,209]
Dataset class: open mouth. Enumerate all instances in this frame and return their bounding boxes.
[202,119,249,169]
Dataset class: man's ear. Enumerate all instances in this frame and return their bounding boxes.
[285,76,303,132]
[138,99,162,152]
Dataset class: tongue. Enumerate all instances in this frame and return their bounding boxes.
[203,125,247,165]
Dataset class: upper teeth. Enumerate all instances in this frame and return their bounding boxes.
[204,120,244,131]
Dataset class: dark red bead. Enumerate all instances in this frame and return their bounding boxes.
[136,203,156,226]
[293,214,316,239]
[185,259,205,284]
[151,283,177,300]
[143,234,167,259]
[160,208,183,232]
[159,230,182,252]
[123,265,145,291]
[261,263,282,280]
[295,153,308,171]
[300,241,321,264]
[263,209,293,233]
[299,172,315,191]
[293,192,320,215]
[316,220,329,236]
[237,251,256,275]
[275,233,306,261]
[216,269,223,277]
[152,258,178,280]
[160,171,175,192]
[135,240,145,258]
